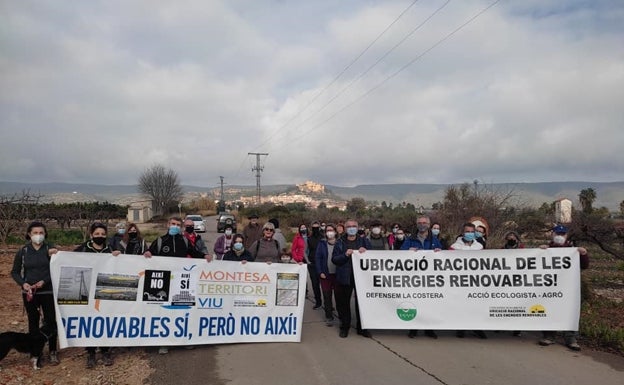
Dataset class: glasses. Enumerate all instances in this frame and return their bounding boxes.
[264,228,274,232]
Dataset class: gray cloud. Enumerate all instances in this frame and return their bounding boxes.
[1,0,622,188]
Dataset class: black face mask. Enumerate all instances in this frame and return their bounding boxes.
[299,229,307,235]
[312,227,320,235]
[185,226,195,234]
[92,237,106,246]
[128,232,138,239]
[506,239,517,247]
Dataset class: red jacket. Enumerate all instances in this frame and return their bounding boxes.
[291,234,306,263]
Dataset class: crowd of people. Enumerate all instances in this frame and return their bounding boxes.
[10,214,589,370]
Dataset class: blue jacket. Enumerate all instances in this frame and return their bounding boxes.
[400,233,442,250]
[315,239,333,277]
[331,236,371,286]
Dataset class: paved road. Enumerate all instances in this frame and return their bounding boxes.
[149,215,624,385]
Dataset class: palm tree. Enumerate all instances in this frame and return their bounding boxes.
[578,188,597,214]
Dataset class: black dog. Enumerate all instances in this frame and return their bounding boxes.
[0,331,48,369]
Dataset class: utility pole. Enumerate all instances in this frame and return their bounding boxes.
[219,176,225,202]
[248,152,268,205]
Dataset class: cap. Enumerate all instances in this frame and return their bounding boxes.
[268,218,279,228]
[552,225,568,234]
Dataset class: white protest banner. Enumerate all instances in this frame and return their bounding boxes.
[353,248,581,331]
[50,251,307,348]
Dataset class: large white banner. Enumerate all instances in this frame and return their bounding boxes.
[50,251,307,348]
[353,248,581,331]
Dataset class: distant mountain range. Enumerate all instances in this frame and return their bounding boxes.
[1,181,622,211]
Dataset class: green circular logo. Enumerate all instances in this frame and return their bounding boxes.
[396,306,417,321]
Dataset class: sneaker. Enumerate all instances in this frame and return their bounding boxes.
[102,352,113,366]
[339,329,348,338]
[158,347,169,355]
[357,329,372,338]
[325,318,334,327]
[566,342,581,351]
[424,330,438,339]
[456,330,465,338]
[539,338,555,346]
[407,330,418,338]
[86,354,96,369]
[512,331,522,337]
[313,303,322,310]
[49,351,60,366]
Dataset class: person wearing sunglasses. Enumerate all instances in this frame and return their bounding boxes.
[249,222,281,263]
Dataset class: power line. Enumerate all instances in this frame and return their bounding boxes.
[266,0,451,148]
[250,0,423,152]
[269,0,501,151]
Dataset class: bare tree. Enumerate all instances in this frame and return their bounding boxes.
[0,190,42,246]
[439,182,519,239]
[138,164,183,216]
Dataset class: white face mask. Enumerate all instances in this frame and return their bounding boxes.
[31,234,45,244]
[371,227,381,235]
[325,231,336,239]
[553,235,566,245]
[225,229,232,236]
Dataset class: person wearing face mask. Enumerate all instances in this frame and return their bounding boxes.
[222,234,254,262]
[449,222,484,251]
[431,222,448,250]
[503,231,524,249]
[116,223,147,255]
[182,218,210,258]
[537,224,589,351]
[11,221,60,367]
[448,222,486,339]
[306,221,324,309]
[143,217,208,355]
[475,225,488,248]
[401,216,442,251]
[213,224,235,259]
[332,219,372,338]
[73,222,121,368]
[387,223,401,250]
[401,216,441,339]
[291,223,308,264]
[108,222,126,251]
[315,224,339,325]
[143,217,207,260]
[391,228,407,250]
[367,220,389,250]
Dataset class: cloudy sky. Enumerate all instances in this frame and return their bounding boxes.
[1,0,623,188]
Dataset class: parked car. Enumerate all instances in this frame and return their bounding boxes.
[185,215,206,233]
[217,214,236,233]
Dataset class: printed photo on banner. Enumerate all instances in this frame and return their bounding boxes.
[94,273,140,301]
[57,266,92,305]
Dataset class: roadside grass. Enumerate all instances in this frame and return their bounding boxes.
[579,246,624,356]
[580,297,624,354]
